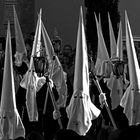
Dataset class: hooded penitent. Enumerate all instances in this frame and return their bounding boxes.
[94,13,111,78]
[120,11,140,125]
[66,7,100,136]
[107,21,124,110]
[13,5,27,66]
[20,9,43,122]
[0,22,25,140]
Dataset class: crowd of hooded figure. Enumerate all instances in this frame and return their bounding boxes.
[0,35,76,140]
[0,32,140,140]
[1,6,140,140]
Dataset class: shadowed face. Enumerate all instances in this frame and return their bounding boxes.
[25,43,32,60]
[63,45,72,56]
[52,41,61,54]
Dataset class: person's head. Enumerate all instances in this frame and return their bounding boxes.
[52,39,62,54]
[29,32,35,41]
[62,56,70,65]
[25,38,32,60]
[62,44,73,57]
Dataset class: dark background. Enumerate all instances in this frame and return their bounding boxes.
[35,0,83,49]
[35,0,140,49]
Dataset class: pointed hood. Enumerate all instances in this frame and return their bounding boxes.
[13,5,27,66]
[35,9,42,57]
[116,21,123,60]
[13,5,26,54]
[66,7,100,136]
[108,13,117,59]
[29,9,42,70]
[98,13,101,29]
[54,27,59,37]
[1,22,16,111]
[0,22,25,139]
[125,11,140,88]
[41,20,67,108]
[41,21,55,66]
[20,9,42,122]
[107,21,124,110]
[94,13,110,76]
[26,9,42,121]
[120,11,140,125]
[73,7,89,94]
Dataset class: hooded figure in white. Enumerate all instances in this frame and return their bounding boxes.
[120,11,140,125]
[0,22,25,140]
[66,7,100,136]
[107,21,124,110]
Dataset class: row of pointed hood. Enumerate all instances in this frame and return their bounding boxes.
[94,10,140,126]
